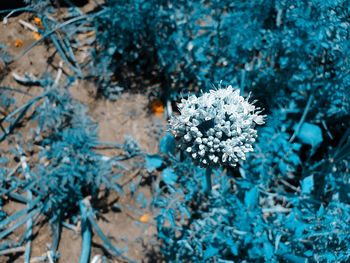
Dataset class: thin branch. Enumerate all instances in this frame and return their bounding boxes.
[19,19,39,33]
[0,246,26,256]
[289,87,314,143]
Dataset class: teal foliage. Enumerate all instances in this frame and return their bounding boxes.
[149,1,350,257]
[154,154,350,262]
[0,77,132,261]
[145,154,164,172]
[1,0,349,262]
[0,89,15,108]
[0,44,13,65]
[87,0,349,112]
[297,122,323,149]
[159,132,176,157]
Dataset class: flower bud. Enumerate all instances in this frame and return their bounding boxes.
[169,84,265,168]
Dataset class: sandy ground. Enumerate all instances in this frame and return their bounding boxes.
[0,3,167,262]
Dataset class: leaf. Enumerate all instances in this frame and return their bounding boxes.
[145,154,163,172]
[159,133,176,156]
[297,123,323,149]
[244,186,259,209]
[301,175,314,194]
[162,168,177,185]
[278,161,287,175]
[203,245,219,259]
[304,250,313,257]
[262,241,274,260]
[317,204,324,218]
[288,152,301,166]
[292,142,302,151]
[166,209,176,227]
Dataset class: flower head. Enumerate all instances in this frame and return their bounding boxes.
[169,85,265,168]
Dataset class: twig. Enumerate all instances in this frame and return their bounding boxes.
[0,246,26,255]
[94,141,124,148]
[258,187,279,197]
[62,0,83,15]
[30,256,48,263]
[47,251,54,263]
[19,19,39,33]
[280,179,302,193]
[62,221,77,232]
[232,229,247,235]
[1,8,37,24]
[321,120,333,140]
[19,153,33,263]
[54,61,64,86]
[91,255,102,263]
[289,86,314,143]
[5,162,21,179]
[121,168,142,186]
[12,72,43,86]
[262,206,292,213]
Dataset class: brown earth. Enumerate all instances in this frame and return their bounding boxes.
[0,3,167,262]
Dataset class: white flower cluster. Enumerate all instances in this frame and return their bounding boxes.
[169,85,265,168]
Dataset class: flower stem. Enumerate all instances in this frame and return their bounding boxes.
[79,200,91,263]
[205,168,212,195]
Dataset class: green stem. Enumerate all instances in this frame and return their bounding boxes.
[79,201,91,263]
[205,168,212,195]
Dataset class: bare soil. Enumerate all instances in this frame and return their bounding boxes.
[0,4,167,263]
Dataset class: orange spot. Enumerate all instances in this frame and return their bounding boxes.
[14,40,23,47]
[32,31,42,41]
[151,99,164,115]
[139,213,151,223]
[87,30,95,36]
[6,42,11,47]
[34,17,43,26]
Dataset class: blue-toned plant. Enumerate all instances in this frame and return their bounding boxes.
[153,84,271,261]
[0,71,136,262]
[154,137,350,262]
[2,0,350,261]
[0,44,13,82]
[0,44,13,65]
[153,152,281,262]
[242,108,302,184]
[88,0,157,99]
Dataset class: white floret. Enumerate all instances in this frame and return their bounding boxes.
[169,84,266,168]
